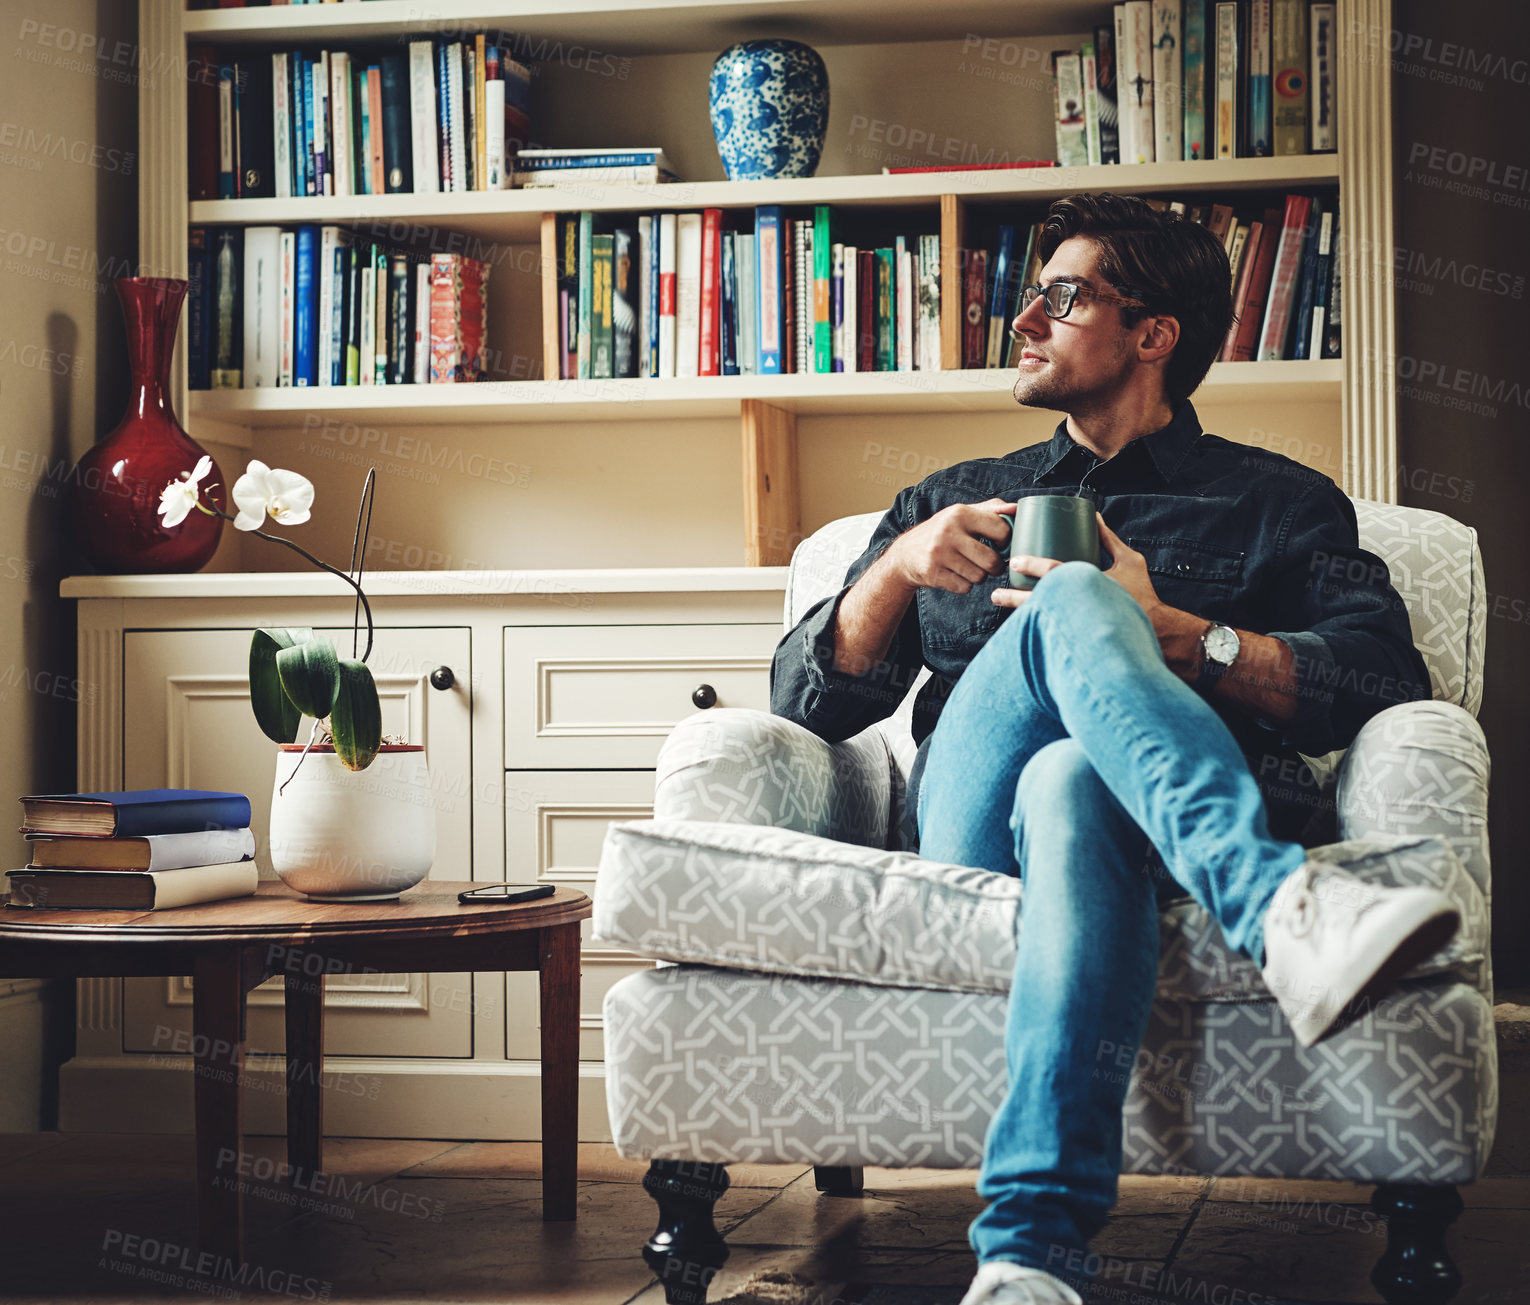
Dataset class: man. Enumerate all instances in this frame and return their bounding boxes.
[769,193,1460,1305]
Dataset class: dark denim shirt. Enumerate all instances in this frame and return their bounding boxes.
[769,402,1432,845]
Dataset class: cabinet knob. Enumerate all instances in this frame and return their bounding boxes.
[691,683,717,710]
[430,666,456,691]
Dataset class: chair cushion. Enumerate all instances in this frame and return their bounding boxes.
[594,819,1489,1003]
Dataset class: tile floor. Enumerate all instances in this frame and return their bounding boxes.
[0,1132,1527,1304]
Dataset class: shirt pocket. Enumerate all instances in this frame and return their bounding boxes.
[1128,537,1247,608]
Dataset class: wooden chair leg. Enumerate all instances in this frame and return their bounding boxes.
[1371,1183,1464,1305]
[814,1165,864,1196]
[642,1160,731,1305]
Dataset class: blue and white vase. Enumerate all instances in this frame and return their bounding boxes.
[708,40,829,181]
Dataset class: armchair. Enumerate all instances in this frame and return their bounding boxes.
[595,498,1493,1305]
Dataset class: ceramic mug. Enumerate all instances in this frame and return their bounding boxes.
[1005,494,1101,590]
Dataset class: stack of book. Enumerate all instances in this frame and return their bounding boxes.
[957,190,1339,369]
[555,206,941,380]
[1050,0,1335,166]
[513,147,680,189]
[6,790,258,911]
[189,227,491,389]
[188,36,532,200]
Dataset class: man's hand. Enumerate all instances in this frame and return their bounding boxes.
[882,497,1015,594]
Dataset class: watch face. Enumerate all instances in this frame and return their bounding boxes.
[1206,624,1240,665]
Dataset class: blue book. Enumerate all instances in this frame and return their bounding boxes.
[985,225,1016,367]
[437,42,452,190]
[647,212,661,378]
[518,151,666,171]
[294,224,319,386]
[1291,198,1326,361]
[755,206,784,375]
[331,238,349,384]
[298,53,315,196]
[719,231,739,376]
[20,790,253,838]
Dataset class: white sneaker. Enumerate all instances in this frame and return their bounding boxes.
[957,1260,1083,1305]
[1260,860,1460,1047]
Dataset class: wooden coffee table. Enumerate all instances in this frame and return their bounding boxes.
[0,881,592,1264]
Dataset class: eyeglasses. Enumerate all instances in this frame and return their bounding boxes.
[1018,281,1148,320]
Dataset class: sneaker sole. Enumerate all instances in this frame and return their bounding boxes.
[1306,903,1461,1046]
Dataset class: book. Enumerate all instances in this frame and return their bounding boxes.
[830,242,845,371]
[874,248,895,371]
[379,52,413,193]
[1081,45,1102,167]
[313,50,330,195]
[658,211,678,377]
[1222,218,1261,359]
[1309,3,1336,152]
[1093,23,1121,164]
[235,55,274,198]
[813,205,832,373]
[217,63,236,198]
[513,165,679,187]
[329,51,353,196]
[241,225,281,388]
[1291,198,1327,361]
[591,231,614,379]
[1304,206,1335,361]
[27,827,257,871]
[675,212,703,378]
[756,207,783,375]
[1183,0,1208,159]
[918,234,941,373]
[1123,2,1155,162]
[896,237,914,372]
[1321,213,1341,359]
[637,215,653,377]
[856,249,876,373]
[408,40,440,193]
[736,231,757,376]
[1248,0,1273,155]
[962,249,987,368]
[1114,4,1136,164]
[429,253,490,382]
[839,243,856,374]
[188,45,221,200]
[517,147,673,169]
[719,230,739,377]
[576,210,594,379]
[613,227,638,378]
[413,260,431,383]
[879,161,1056,175]
[272,55,292,199]
[187,227,212,391]
[485,73,506,189]
[1228,205,1283,360]
[293,224,319,387]
[1052,51,1088,166]
[1214,3,1238,158]
[211,227,243,389]
[366,66,385,195]
[1271,0,1309,156]
[445,42,467,193]
[699,208,722,377]
[5,863,259,911]
[19,790,252,838]
[318,225,349,385]
[388,252,412,384]
[1150,1,1182,165]
[986,226,1017,368]
[1256,192,1313,359]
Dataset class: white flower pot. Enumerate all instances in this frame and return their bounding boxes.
[269,745,436,901]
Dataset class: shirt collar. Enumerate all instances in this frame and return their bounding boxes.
[1031,402,1204,485]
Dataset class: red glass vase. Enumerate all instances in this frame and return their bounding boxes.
[73,277,225,573]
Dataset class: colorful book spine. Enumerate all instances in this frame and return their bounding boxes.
[659,212,678,377]
[1183,0,1208,160]
[1081,45,1102,167]
[187,228,211,391]
[756,207,783,375]
[1214,2,1238,159]
[1309,3,1336,152]
[428,253,490,381]
[918,234,941,372]
[856,249,876,373]
[1052,51,1088,166]
[294,224,318,386]
[831,242,845,372]
[961,249,986,369]
[313,51,330,195]
[1291,198,1327,361]
[1248,0,1273,155]
[1307,208,1335,360]
[272,52,292,199]
[591,232,614,379]
[1123,2,1155,162]
[576,211,593,380]
[986,226,1016,368]
[558,214,577,379]
[1150,1,1182,165]
[698,208,722,377]
[874,248,895,371]
[813,205,832,373]
[613,227,637,378]
[1256,193,1313,359]
[1093,23,1121,164]
[719,231,739,377]
[1230,206,1283,360]
[1271,0,1309,156]
[675,212,703,378]
[637,215,653,378]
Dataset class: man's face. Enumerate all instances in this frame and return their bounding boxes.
[1009,236,1141,414]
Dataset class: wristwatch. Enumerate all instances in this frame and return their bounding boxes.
[1196,622,1241,691]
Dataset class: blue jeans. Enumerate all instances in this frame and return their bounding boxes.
[915,562,1306,1272]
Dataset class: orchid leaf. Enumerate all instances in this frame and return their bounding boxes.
[331,658,382,771]
[275,636,341,720]
[249,628,311,743]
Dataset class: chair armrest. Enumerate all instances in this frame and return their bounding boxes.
[1335,700,1491,901]
[654,708,896,849]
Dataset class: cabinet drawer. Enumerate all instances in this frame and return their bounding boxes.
[503,623,778,768]
[503,769,657,1061]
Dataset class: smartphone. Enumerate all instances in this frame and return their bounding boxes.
[457,883,557,904]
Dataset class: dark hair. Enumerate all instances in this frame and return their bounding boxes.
[1038,192,1233,410]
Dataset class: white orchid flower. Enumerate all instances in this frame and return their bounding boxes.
[232,461,315,532]
[157,455,213,529]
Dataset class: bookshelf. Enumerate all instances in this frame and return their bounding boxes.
[143,0,1396,564]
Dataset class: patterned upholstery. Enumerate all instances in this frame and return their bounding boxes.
[599,495,1496,1185]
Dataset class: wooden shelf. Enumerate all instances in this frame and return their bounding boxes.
[188,156,1341,245]
[187,361,1341,430]
[182,0,1138,54]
